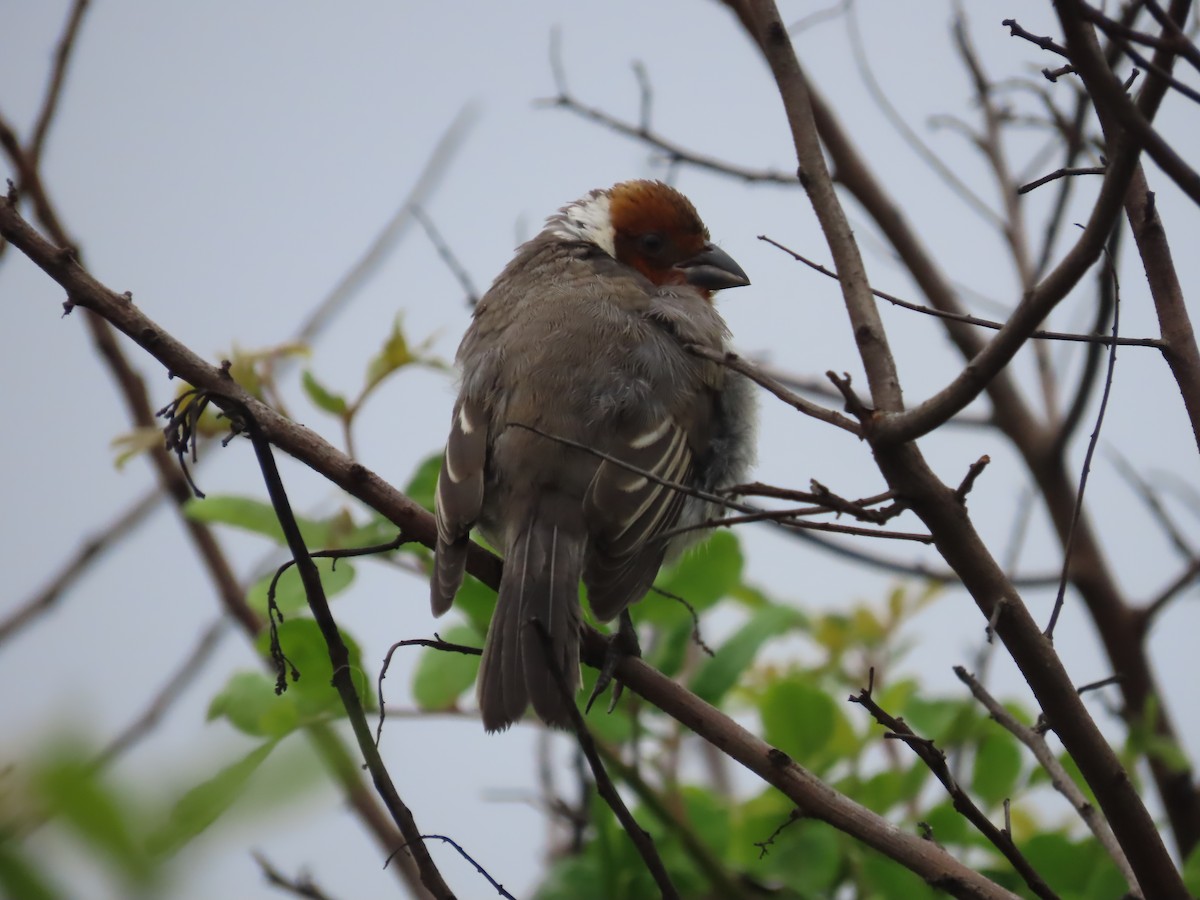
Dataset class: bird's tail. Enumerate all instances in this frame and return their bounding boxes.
[477,517,585,732]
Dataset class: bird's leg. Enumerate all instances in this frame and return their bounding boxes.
[585,609,642,715]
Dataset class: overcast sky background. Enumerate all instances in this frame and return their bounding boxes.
[3,1,1199,897]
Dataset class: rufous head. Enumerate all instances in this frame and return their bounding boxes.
[550,180,748,295]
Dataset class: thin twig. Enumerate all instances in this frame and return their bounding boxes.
[0,487,160,644]
[541,33,797,186]
[91,619,228,770]
[232,395,453,898]
[847,0,1002,227]
[851,670,1061,900]
[1018,165,1107,194]
[954,666,1142,898]
[254,852,337,900]
[531,618,680,899]
[1139,555,1200,629]
[759,235,1162,348]
[29,0,91,166]
[685,343,865,432]
[390,836,516,900]
[412,204,480,307]
[1046,238,1122,640]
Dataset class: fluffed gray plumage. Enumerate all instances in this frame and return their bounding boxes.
[431,180,757,731]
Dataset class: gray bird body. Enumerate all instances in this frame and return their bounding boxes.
[432,189,756,731]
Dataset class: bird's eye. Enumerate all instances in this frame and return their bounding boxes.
[637,232,666,256]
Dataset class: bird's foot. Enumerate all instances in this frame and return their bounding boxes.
[585,610,642,715]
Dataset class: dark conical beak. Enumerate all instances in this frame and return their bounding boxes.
[676,243,750,292]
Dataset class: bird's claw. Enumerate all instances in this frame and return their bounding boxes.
[585,610,641,715]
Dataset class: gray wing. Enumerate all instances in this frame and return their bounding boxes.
[431,396,488,615]
[582,415,695,621]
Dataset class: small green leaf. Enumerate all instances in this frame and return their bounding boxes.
[1183,842,1200,895]
[921,801,972,847]
[36,754,153,883]
[405,451,444,513]
[1020,833,1092,893]
[412,625,481,711]
[246,558,356,617]
[678,786,731,860]
[759,675,838,763]
[641,532,744,624]
[110,426,163,470]
[148,741,277,856]
[365,316,415,391]
[534,855,609,900]
[646,615,695,678]
[861,852,935,900]
[689,604,801,704]
[184,495,330,547]
[901,696,973,744]
[255,618,372,716]
[301,370,348,415]
[856,769,908,814]
[207,671,301,738]
[0,841,60,900]
[735,794,841,891]
[971,731,1023,808]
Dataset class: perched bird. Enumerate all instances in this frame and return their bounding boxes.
[431,180,756,732]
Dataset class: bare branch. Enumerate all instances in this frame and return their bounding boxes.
[29,0,91,166]
[850,670,1061,900]
[759,235,1163,348]
[1045,239,1122,640]
[1018,165,1107,194]
[954,666,1141,898]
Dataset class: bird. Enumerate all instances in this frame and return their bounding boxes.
[431,179,756,732]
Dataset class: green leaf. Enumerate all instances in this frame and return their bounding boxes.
[1183,842,1200,895]
[689,604,802,705]
[1020,833,1093,893]
[971,731,1023,808]
[534,855,609,900]
[640,531,744,625]
[148,740,277,856]
[405,451,443,513]
[735,793,842,891]
[208,671,301,739]
[255,618,373,717]
[646,614,695,678]
[861,851,935,900]
[677,786,731,862]
[110,426,164,470]
[901,695,975,744]
[921,800,972,846]
[412,625,482,711]
[184,495,331,547]
[856,769,908,814]
[759,674,838,764]
[300,370,348,415]
[246,557,356,617]
[0,842,60,900]
[365,316,416,391]
[35,754,154,884]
